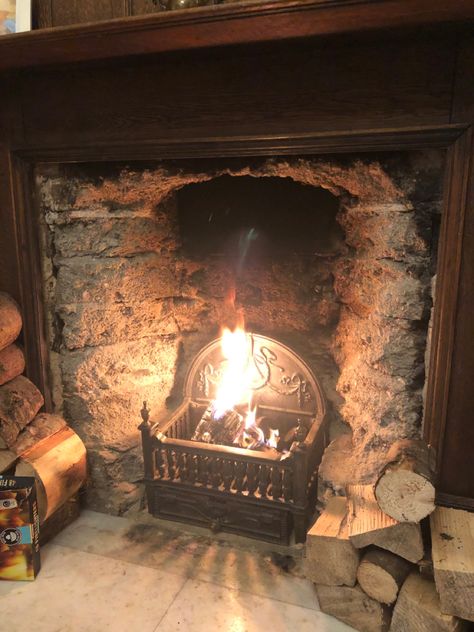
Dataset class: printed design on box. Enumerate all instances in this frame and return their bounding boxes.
[0,477,41,581]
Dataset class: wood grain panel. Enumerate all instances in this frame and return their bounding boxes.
[18,34,455,148]
[33,0,53,29]
[2,1,473,71]
[131,0,165,15]
[50,0,126,26]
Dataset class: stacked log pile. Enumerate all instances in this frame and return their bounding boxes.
[306,439,472,631]
[0,292,87,524]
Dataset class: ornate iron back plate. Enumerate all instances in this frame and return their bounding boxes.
[184,333,325,419]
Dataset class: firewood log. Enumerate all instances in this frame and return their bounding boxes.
[431,506,474,623]
[305,495,360,586]
[374,440,435,523]
[391,573,467,632]
[11,413,67,455]
[15,426,87,523]
[0,376,44,447]
[0,293,22,352]
[0,344,25,386]
[357,547,412,604]
[347,484,424,563]
[0,448,17,473]
[315,583,391,632]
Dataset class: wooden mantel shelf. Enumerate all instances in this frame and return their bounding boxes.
[1,0,474,72]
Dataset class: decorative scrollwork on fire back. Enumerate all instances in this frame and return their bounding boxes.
[194,335,314,410]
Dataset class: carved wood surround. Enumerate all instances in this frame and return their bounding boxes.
[0,1,473,510]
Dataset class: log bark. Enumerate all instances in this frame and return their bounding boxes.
[357,547,412,604]
[305,495,360,586]
[347,484,424,563]
[391,573,467,632]
[0,293,22,352]
[374,440,436,523]
[15,426,87,523]
[0,376,44,447]
[0,448,17,472]
[431,506,474,623]
[0,344,25,386]
[12,413,67,455]
[316,583,391,632]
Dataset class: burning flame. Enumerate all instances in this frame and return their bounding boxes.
[267,428,279,449]
[209,324,280,452]
[212,327,252,419]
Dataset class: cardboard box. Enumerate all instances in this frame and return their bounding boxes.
[0,476,41,581]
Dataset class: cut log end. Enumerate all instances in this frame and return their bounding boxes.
[0,344,25,386]
[357,548,412,605]
[375,468,435,523]
[0,293,22,352]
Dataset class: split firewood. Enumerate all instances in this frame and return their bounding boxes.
[0,375,44,447]
[0,344,25,386]
[305,495,360,586]
[347,484,424,563]
[0,293,22,352]
[315,583,391,632]
[15,426,87,522]
[357,547,412,604]
[391,573,467,632]
[374,439,436,523]
[431,506,474,623]
[11,412,67,455]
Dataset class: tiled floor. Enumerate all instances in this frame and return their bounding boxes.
[0,510,355,631]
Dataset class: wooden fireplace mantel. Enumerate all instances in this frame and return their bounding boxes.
[0,0,473,71]
[0,2,473,510]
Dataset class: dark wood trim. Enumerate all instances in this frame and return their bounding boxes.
[436,492,474,513]
[9,155,52,410]
[14,125,467,162]
[1,0,473,71]
[423,128,472,477]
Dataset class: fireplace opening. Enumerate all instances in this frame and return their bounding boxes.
[36,152,443,536]
[176,174,343,260]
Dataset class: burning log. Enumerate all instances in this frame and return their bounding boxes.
[192,405,245,446]
[0,344,25,386]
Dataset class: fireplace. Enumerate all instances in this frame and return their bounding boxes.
[33,151,443,541]
[140,331,327,544]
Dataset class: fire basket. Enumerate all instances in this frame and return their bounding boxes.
[140,333,329,544]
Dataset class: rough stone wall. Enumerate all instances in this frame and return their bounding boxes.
[36,154,443,515]
[319,152,444,500]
